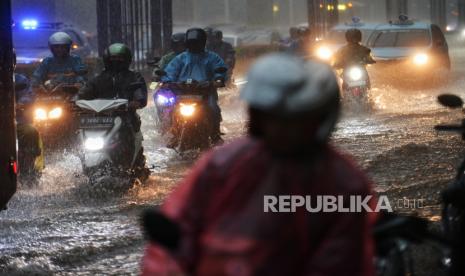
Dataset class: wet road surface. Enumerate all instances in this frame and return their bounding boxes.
[2,47,465,275]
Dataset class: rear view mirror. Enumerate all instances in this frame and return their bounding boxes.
[438,94,463,109]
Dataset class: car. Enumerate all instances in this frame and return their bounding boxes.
[222,33,243,47]
[13,19,94,65]
[366,16,450,83]
[314,18,380,61]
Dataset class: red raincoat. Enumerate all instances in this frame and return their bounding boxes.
[142,137,376,276]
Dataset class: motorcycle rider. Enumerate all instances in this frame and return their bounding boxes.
[32,31,87,90]
[332,28,376,69]
[153,32,186,74]
[289,26,313,57]
[161,28,227,145]
[206,29,235,85]
[78,43,148,163]
[15,73,44,179]
[142,54,376,276]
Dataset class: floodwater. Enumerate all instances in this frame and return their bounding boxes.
[2,46,465,275]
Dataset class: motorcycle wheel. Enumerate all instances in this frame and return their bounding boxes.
[133,148,150,183]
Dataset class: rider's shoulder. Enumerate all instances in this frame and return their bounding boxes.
[69,54,84,61]
[205,50,222,60]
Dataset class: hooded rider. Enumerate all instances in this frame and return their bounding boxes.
[142,54,376,276]
[162,28,227,144]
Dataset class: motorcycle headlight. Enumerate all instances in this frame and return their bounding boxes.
[316,46,332,61]
[34,108,47,121]
[156,94,176,106]
[348,67,363,81]
[157,94,169,105]
[48,107,63,119]
[413,53,428,66]
[179,104,196,117]
[84,137,104,151]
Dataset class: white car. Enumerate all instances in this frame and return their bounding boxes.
[366,17,450,81]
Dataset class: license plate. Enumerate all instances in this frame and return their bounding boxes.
[38,95,64,102]
[80,116,114,128]
[177,95,203,101]
[347,80,367,87]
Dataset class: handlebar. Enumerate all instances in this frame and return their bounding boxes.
[160,80,224,90]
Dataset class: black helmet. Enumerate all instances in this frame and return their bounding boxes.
[185,28,207,53]
[103,43,132,72]
[170,32,186,53]
[212,29,223,40]
[345,28,362,44]
[171,32,185,45]
[203,27,213,37]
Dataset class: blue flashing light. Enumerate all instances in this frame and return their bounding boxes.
[21,19,38,30]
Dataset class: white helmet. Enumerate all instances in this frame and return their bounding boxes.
[48,31,73,46]
[241,53,340,142]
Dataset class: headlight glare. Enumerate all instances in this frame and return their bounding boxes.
[84,137,105,151]
[48,107,63,119]
[179,104,196,117]
[348,67,363,81]
[34,108,47,121]
[413,53,428,66]
[316,46,332,60]
[157,94,168,105]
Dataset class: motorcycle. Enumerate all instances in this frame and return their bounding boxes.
[374,212,449,276]
[152,81,176,135]
[75,96,149,185]
[340,64,372,111]
[373,94,465,276]
[16,105,44,187]
[32,82,81,149]
[153,68,226,151]
[435,93,465,275]
[14,79,44,186]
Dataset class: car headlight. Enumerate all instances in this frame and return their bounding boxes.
[179,103,196,117]
[348,67,363,81]
[48,107,63,119]
[84,137,105,151]
[413,53,429,66]
[34,108,47,121]
[316,46,333,61]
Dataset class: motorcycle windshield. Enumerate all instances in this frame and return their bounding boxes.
[76,99,128,113]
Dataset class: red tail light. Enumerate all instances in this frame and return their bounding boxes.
[9,158,17,175]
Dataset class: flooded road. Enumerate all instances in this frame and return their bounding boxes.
[2,47,465,275]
